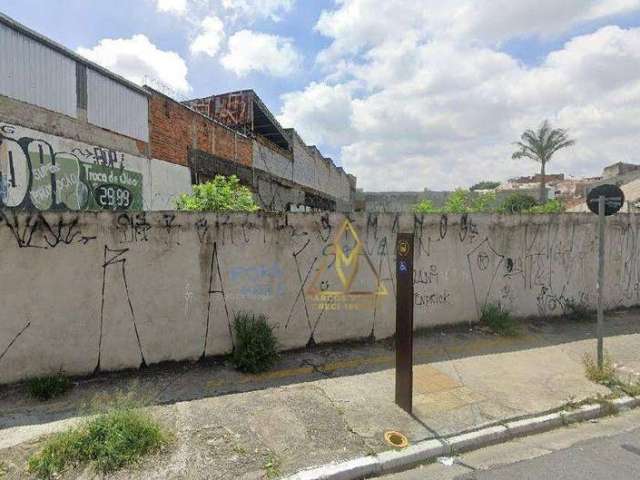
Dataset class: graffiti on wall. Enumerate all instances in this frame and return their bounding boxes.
[0,123,143,211]
[2,211,640,384]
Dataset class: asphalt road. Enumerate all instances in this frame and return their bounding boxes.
[381,409,640,480]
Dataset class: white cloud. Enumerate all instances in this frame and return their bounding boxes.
[314,0,640,64]
[190,15,225,57]
[220,30,302,76]
[77,35,191,94]
[155,0,188,15]
[278,82,356,145]
[281,18,640,191]
[221,0,295,21]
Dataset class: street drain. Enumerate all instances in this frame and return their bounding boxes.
[384,430,409,449]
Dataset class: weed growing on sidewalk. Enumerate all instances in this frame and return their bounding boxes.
[28,373,72,401]
[562,298,595,322]
[619,381,640,397]
[263,452,282,479]
[480,303,520,336]
[27,395,169,478]
[583,353,617,386]
[0,461,7,479]
[232,312,279,373]
[583,353,640,396]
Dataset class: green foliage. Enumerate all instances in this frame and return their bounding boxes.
[524,199,565,214]
[583,353,618,386]
[619,380,640,397]
[28,373,72,401]
[497,193,538,214]
[414,199,439,213]
[28,400,168,478]
[263,452,282,479]
[583,353,640,396]
[480,303,520,336]
[470,181,501,191]
[231,312,279,374]
[175,175,259,212]
[442,189,496,214]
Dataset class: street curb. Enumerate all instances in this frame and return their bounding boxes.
[285,395,640,480]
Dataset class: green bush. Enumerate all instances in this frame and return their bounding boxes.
[480,303,520,336]
[414,199,439,213]
[524,199,565,214]
[442,189,496,214]
[28,373,72,401]
[28,401,168,478]
[497,193,537,214]
[232,312,279,374]
[175,175,259,212]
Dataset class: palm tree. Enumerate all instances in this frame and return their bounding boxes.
[512,120,575,203]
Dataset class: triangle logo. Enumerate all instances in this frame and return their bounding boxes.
[307,219,388,297]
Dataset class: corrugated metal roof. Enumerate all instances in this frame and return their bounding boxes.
[87,70,149,142]
[0,12,149,97]
[0,22,76,117]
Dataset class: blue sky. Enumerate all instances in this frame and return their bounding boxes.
[0,0,329,111]
[2,1,640,191]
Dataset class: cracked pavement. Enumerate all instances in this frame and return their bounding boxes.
[0,311,639,478]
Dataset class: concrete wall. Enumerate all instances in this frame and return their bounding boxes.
[287,129,355,206]
[253,136,293,180]
[1,211,638,384]
[0,120,190,210]
[355,190,452,212]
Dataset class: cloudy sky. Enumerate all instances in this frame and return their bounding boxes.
[2,1,640,191]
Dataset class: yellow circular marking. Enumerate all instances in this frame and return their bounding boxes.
[398,241,409,257]
[384,430,409,449]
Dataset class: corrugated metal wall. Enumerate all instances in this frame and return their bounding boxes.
[0,22,77,117]
[87,69,149,142]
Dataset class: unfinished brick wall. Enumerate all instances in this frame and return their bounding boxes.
[148,89,252,168]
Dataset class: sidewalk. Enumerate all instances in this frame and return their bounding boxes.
[1,311,639,479]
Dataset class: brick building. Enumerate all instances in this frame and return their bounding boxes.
[0,12,356,213]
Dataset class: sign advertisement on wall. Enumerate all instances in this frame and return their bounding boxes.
[0,122,143,211]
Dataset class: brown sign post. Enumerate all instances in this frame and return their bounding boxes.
[395,233,414,414]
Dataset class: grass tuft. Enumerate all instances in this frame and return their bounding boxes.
[28,397,168,478]
[263,452,282,479]
[583,353,640,397]
[231,312,279,374]
[480,303,520,336]
[562,298,595,322]
[618,380,640,397]
[583,353,617,386]
[28,373,72,401]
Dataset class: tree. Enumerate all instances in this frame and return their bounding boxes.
[175,175,259,212]
[512,120,575,203]
[470,181,501,191]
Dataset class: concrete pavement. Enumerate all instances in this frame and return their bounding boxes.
[382,404,640,479]
[0,311,639,478]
